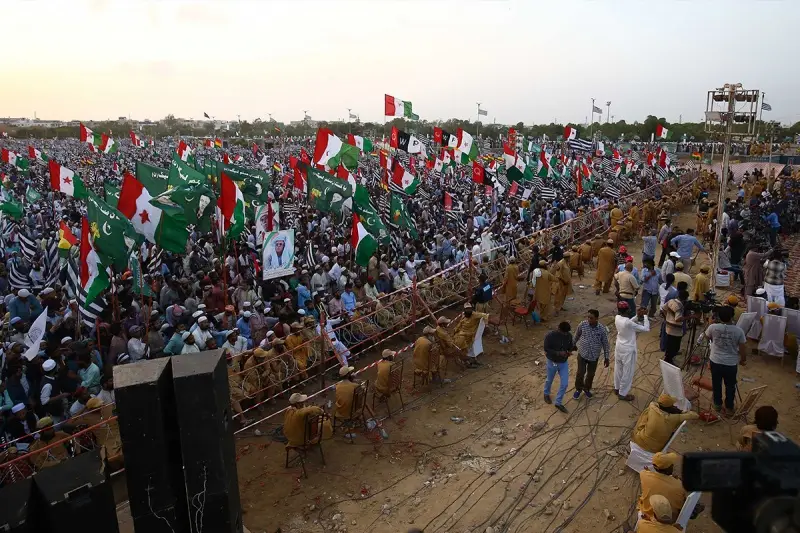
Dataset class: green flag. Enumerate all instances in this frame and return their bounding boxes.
[353,185,389,244]
[25,186,42,203]
[304,163,353,214]
[135,162,169,195]
[103,183,121,207]
[215,161,269,184]
[168,154,208,189]
[388,193,417,238]
[15,157,30,173]
[85,191,143,270]
[128,254,155,297]
[150,183,216,232]
[0,199,24,220]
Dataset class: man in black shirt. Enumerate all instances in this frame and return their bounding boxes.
[543,321,575,413]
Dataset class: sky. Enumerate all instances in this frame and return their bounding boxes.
[4,0,799,126]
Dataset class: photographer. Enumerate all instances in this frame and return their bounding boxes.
[706,305,747,414]
[663,289,689,366]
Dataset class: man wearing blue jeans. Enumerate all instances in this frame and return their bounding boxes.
[543,321,575,413]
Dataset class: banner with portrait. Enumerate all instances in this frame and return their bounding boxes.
[262,229,295,280]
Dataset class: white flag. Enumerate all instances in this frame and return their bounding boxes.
[23,307,49,361]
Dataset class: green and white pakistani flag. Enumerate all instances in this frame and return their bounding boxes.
[353,184,389,244]
[313,128,360,171]
[79,216,111,306]
[536,151,552,178]
[150,182,216,233]
[455,129,479,164]
[103,183,121,206]
[168,154,207,190]
[85,191,143,270]
[25,186,42,204]
[0,198,24,220]
[352,213,378,267]
[304,163,353,214]
[346,134,374,154]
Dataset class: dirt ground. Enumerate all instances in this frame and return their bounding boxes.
[233,207,800,533]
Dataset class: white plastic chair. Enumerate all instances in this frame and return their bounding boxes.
[625,420,687,472]
[758,314,787,360]
[736,312,757,341]
[466,318,486,358]
[782,307,800,337]
[746,297,767,340]
[634,490,701,531]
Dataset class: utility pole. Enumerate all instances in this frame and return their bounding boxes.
[606,101,611,124]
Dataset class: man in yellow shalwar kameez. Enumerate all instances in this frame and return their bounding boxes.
[283,393,332,448]
[285,322,310,380]
[453,303,489,367]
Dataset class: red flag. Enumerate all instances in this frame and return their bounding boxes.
[266,201,274,232]
[282,173,290,188]
[59,221,78,246]
[444,191,453,211]
[300,148,311,165]
[508,181,519,197]
[379,150,391,170]
[389,126,400,149]
[472,160,485,184]
[223,153,230,164]
[484,185,493,197]
[433,127,443,145]
[252,143,259,157]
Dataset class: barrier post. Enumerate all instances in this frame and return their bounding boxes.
[466,251,474,301]
[319,310,327,390]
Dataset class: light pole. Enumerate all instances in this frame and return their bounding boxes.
[606,101,611,124]
[590,98,596,138]
[704,83,759,277]
[267,113,272,122]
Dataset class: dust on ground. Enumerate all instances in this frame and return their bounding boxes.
[234,207,800,533]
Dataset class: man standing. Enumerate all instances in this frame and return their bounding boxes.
[743,245,772,297]
[532,260,555,321]
[657,217,672,267]
[613,302,650,401]
[706,305,747,414]
[640,259,661,318]
[670,229,706,272]
[763,250,786,306]
[614,262,639,317]
[594,240,616,295]
[663,290,689,365]
[543,321,575,413]
[572,310,610,399]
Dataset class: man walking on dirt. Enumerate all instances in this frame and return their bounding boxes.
[543,321,575,413]
[613,302,650,401]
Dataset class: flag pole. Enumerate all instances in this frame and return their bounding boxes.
[590,98,595,139]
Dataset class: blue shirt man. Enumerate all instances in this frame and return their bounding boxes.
[8,290,43,322]
[297,283,312,310]
[341,289,357,313]
[236,314,252,341]
[670,232,705,262]
[764,212,780,229]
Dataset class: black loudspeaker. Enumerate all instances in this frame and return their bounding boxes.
[0,478,34,531]
[115,357,189,532]
[172,350,243,533]
[31,450,118,532]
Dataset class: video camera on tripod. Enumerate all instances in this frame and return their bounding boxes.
[684,290,724,318]
[682,431,800,532]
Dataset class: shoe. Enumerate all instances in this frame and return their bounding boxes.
[584,391,593,399]
[595,290,600,296]
[613,389,619,395]
[555,404,569,413]
[544,394,552,404]
[572,391,582,400]
[618,394,635,402]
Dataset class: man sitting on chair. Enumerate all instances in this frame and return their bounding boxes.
[632,394,699,453]
[638,452,687,523]
[283,393,332,448]
[639,495,684,532]
[374,350,396,397]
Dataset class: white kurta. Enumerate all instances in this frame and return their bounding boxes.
[613,314,650,396]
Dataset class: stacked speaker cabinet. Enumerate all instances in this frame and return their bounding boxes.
[115,357,190,532]
[31,450,118,532]
[0,478,34,532]
[172,350,243,533]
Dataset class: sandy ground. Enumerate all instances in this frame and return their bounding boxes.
[231,207,800,533]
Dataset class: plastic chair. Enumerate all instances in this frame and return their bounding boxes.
[285,413,327,478]
[626,421,687,472]
[676,491,703,530]
[373,360,405,417]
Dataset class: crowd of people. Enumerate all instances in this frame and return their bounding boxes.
[0,129,797,533]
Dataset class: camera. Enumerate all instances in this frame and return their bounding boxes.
[682,431,800,532]
[684,290,723,316]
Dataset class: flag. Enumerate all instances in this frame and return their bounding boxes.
[79,216,110,306]
[80,123,117,153]
[353,184,389,244]
[478,107,488,117]
[592,105,602,114]
[168,154,207,190]
[128,252,156,297]
[49,160,88,198]
[117,174,189,253]
[576,167,583,196]
[28,146,48,162]
[346,134,373,154]
[536,150,551,178]
[391,160,420,195]
[567,138,593,153]
[384,94,413,118]
[655,124,672,140]
[0,199,23,220]
[503,143,529,182]
[59,220,78,255]
[65,259,107,328]
[455,128,479,163]
[389,126,425,156]
[313,128,359,171]
[130,130,144,147]
[433,127,458,148]
[352,213,378,267]
[1,148,18,166]
[691,152,701,160]
[218,172,246,240]
[388,193,417,238]
[25,186,42,203]
[761,102,772,112]
[176,140,192,161]
[472,160,486,184]
[151,182,216,232]
[22,308,48,361]
[564,126,577,140]
[85,191,142,270]
[135,162,170,195]
[204,112,210,119]
[304,163,353,213]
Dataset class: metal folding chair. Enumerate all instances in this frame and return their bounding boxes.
[285,413,327,478]
[373,361,405,417]
[332,381,368,443]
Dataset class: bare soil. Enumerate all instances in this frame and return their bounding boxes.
[233,208,800,533]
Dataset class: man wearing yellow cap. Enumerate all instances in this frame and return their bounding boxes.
[725,295,744,323]
[632,394,699,453]
[638,495,684,532]
[638,452,687,523]
[414,326,446,381]
[28,417,72,470]
[453,303,489,367]
[283,393,332,448]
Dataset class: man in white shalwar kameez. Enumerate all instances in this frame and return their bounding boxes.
[613,301,650,401]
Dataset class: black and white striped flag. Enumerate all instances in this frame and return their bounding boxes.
[539,187,557,200]
[605,184,621,199]
[146,248,163,276]
[65,260,107,329]
[8,262,32,290]
[17,232,39,263]
[567,138,593,153]
[305,240,317,269]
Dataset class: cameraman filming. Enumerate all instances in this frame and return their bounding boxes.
[705,305,748,415]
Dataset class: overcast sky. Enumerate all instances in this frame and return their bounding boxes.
[5,0,798,126]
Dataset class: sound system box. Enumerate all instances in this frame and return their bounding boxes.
[172,350,243,533]
[115,357,190,532]
[31,450,118,532]
[0,477,34,532]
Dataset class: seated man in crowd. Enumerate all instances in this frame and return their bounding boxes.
[282,393,332,448]
[739,405,778,451]
[632,394,699,453]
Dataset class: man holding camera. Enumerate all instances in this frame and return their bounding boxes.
[705,305,747,414]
